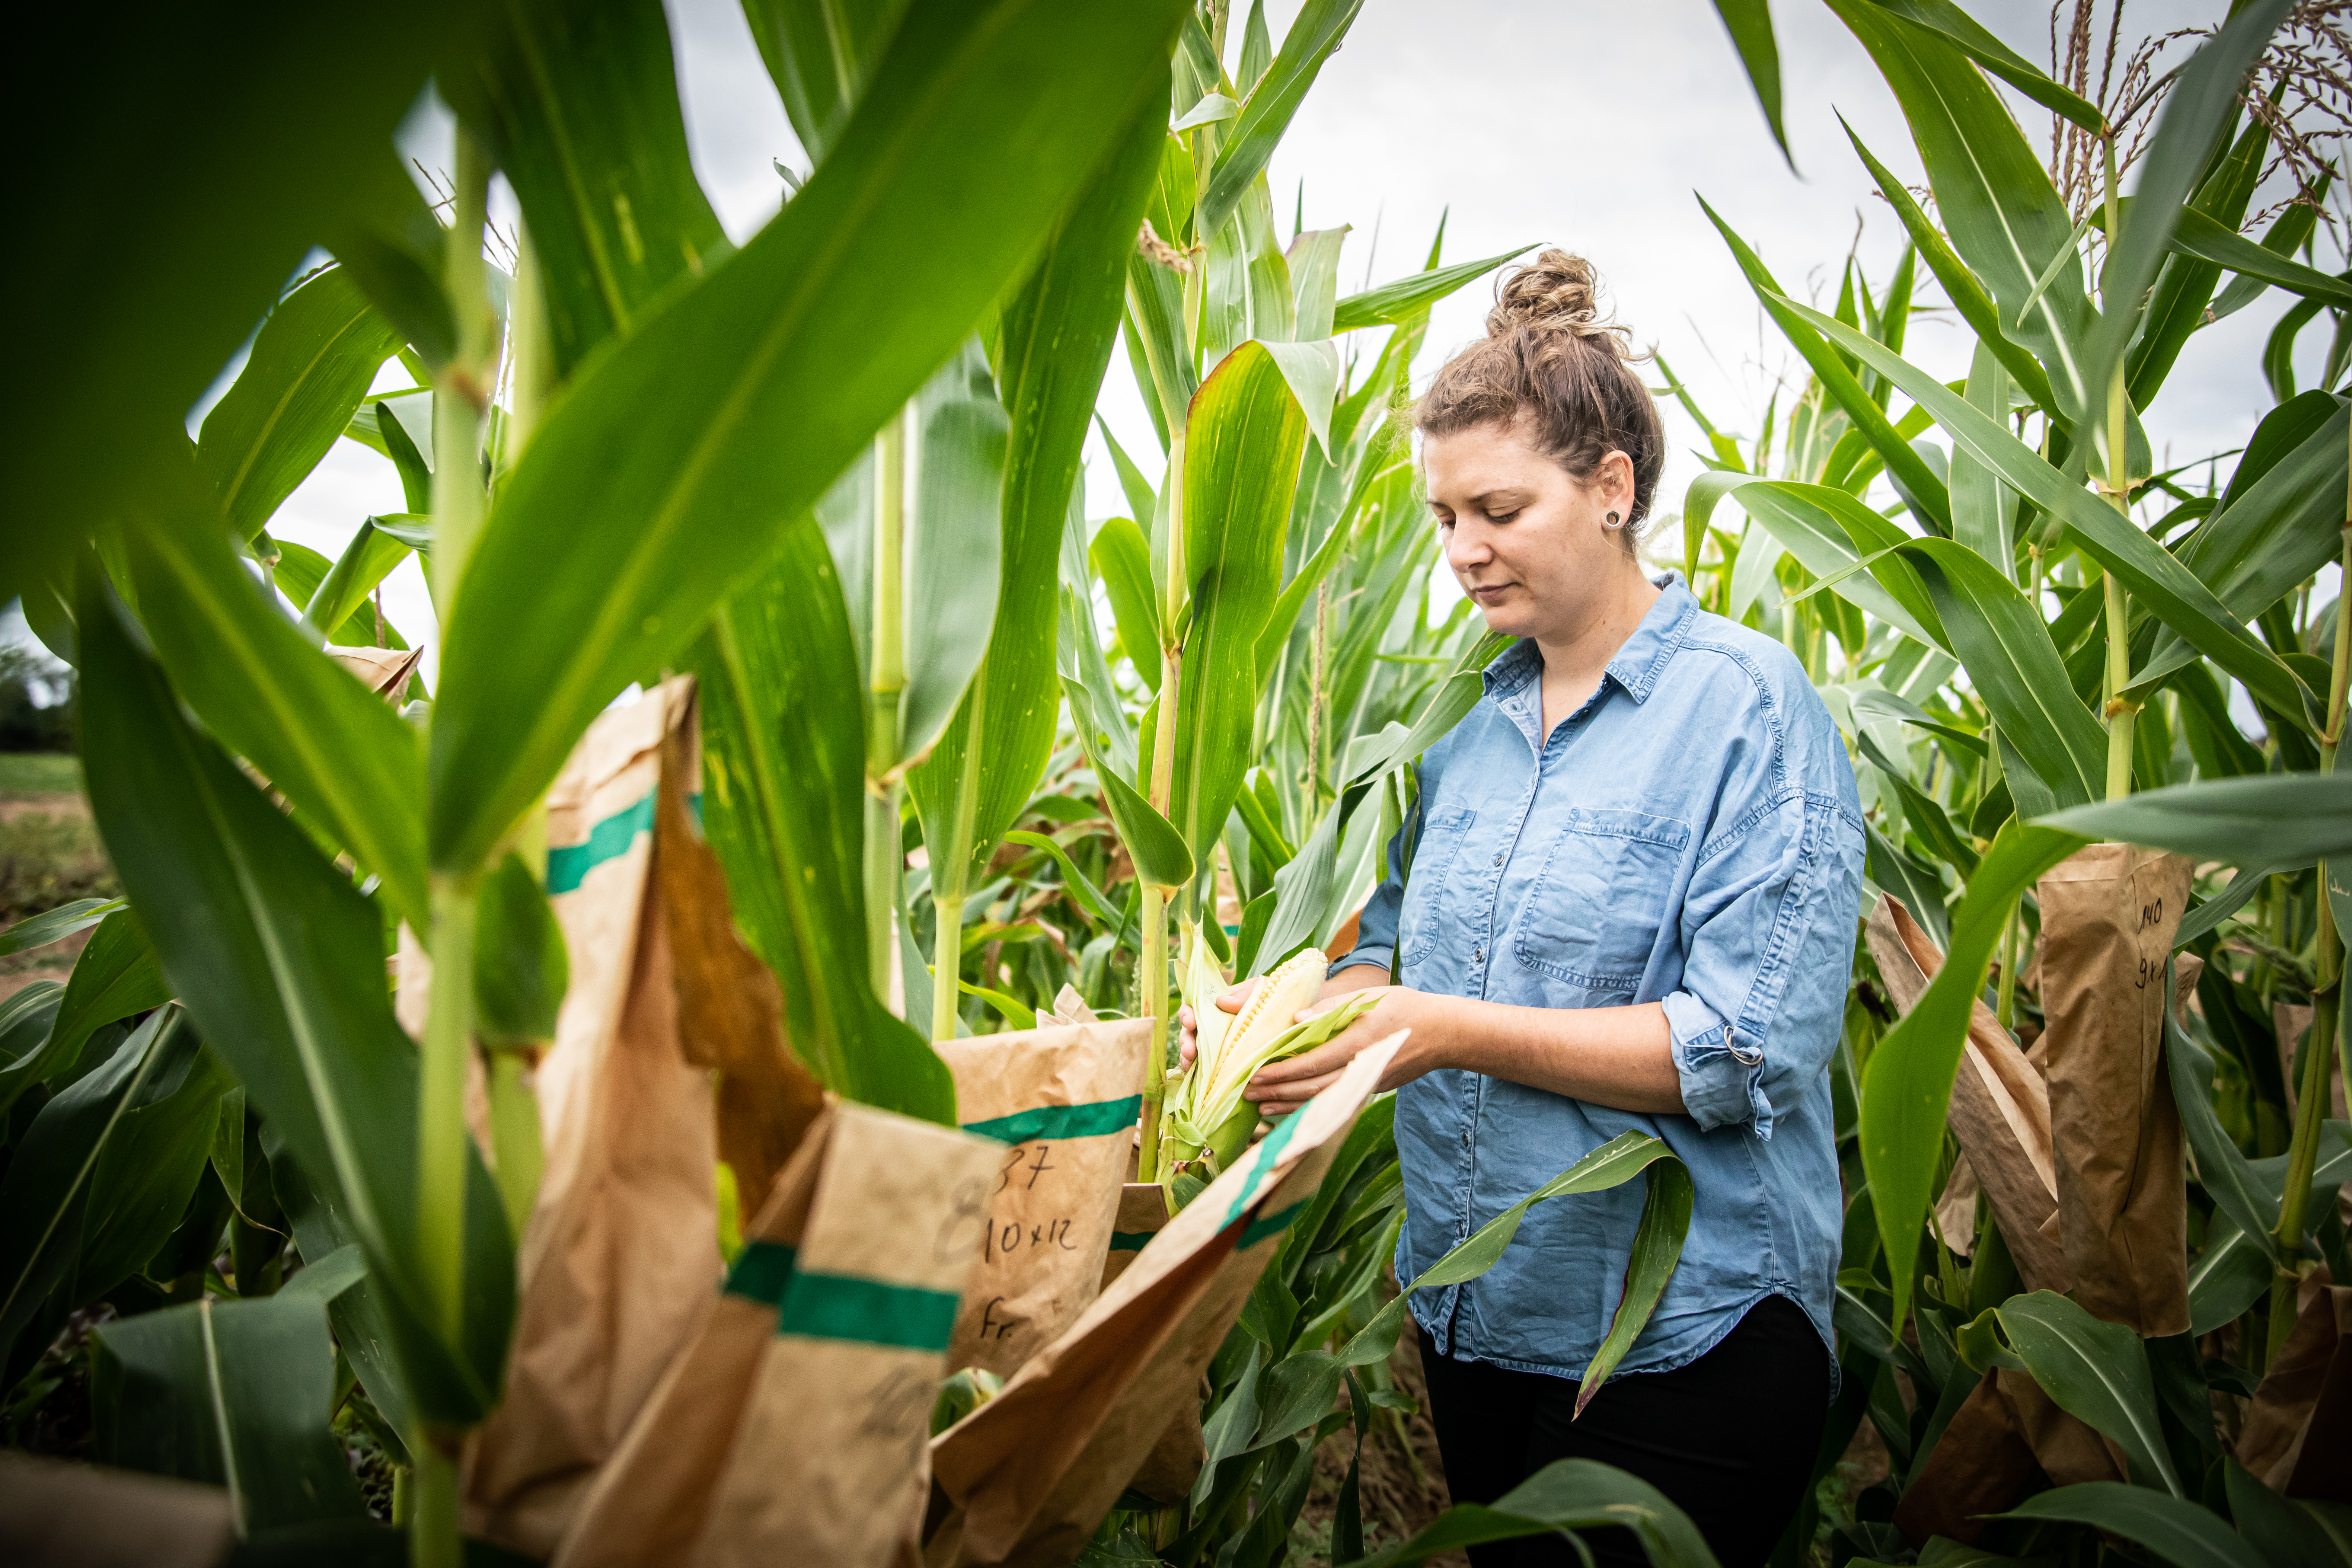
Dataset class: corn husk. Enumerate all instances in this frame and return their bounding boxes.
[1161,926,1378,1174]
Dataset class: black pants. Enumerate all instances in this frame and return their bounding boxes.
[1421,1294,1828,1568]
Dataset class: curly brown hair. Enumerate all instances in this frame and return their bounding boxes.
[1414,250,1665,554]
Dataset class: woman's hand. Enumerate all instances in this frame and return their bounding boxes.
[1245,985,1450,1116]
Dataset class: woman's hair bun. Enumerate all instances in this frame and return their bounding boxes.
[1485,249,1625,354]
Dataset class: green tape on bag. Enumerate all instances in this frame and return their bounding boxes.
[963,1094,1143,1146]
[1240,1200,1309,1251]
[547,792,655,893]
[724,1239,795,1307]
[777,1270,961,1352]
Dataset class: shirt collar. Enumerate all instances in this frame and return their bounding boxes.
[1479,572,1699,707]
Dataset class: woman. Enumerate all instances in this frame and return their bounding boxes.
[1183,252,1863,1566]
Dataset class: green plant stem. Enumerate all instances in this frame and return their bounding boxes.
[2102,567,2136,798]
[419,878,476,1346]
[931,668,986,1044]
[1140,417,1188,1185]
[2098,131,2137,803]
[410,1427,459,1568]
[1138,881,1168,1185]
[2266,468,2352,1362]
[430,129,493,614]
[867,410,909,1005]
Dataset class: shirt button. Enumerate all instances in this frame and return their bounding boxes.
[1473,946,1483,962]
[1491,853,1503,866]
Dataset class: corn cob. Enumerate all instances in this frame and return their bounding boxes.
[1161,924,1382,1177]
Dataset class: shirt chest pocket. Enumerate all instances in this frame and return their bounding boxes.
[1398,807,1476,965]
[1512,807,1689,991]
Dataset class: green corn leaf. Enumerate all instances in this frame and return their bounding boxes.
[80,579,513,1425]
[1825,0,2101,429]
[2225,1458,2351,1566]
[0,1009,188,1366]
[1197,0,1366,238]
[297,518,413,642]
[0,898,122,960]
[322,148,457,373]
[901,343,1010,769]
[1001,831,1125,930]
[1975,1292,2182,1494]
[472,852,568,1047]
[1172,341,1311,865]
[1949,340,2016,577]
[93,1292,368,1533]
[2129,108,2273,406]
[1777,295,2316,725]
[10,1,460,606]
[956,981,1038,1031]
[1861,0,2104,130]
[195,265,405,546]
[2168,1009,2286,1266]
[2211,174,2333,321]
[1092,516,1164,683]
[911,106,1164,890]
[1698,197,1952,531]
[427,0,1190,877]
[1129,138,1199,433]
[1099,760,1194,892]
[694,521,954,1121]
[1861,822,2085,1331]
[446,0,732,377]
[0,906,170,1119]
[1686,472,1944,649]
[2081,0,2295,415]
[1573,1161,1696,1416]
[1252,1134,1683,1452]
[2132,397,2351,698]
[1331,244,1535,334]
[1708,0,1788,167]
[744,0,915,166]
[1994,1484,2259,1567]
[121,468,429,933]
[73,1031,233,1307]
[1098,416,1163,526]
[272,539,414,653]
[1839,117,2063,421]
[1896,538,2105,809]
[2039,772,2352,865]
[1338,1457,1716,1568]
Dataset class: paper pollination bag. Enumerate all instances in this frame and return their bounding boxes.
[434,677,826,1557]
[409,676,714,1556]
[2036,844,2192,1336]
[1101,1183,1173,1291]
[929,1031,1408,1568]
[558,1101,1003,1568]
[1865,897,2068,1294]
[937,1018,1151,1380]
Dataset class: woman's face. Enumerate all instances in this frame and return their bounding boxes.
[1423,417,1636,645]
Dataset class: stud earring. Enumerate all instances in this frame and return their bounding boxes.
[1604,510,1622,528]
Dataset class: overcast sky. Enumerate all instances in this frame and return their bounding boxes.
[85,0,2315,689]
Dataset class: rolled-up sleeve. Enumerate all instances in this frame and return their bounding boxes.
[1664,789,1862,1139]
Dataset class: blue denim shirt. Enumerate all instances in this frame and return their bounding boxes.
[1336,573,1863,1383]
